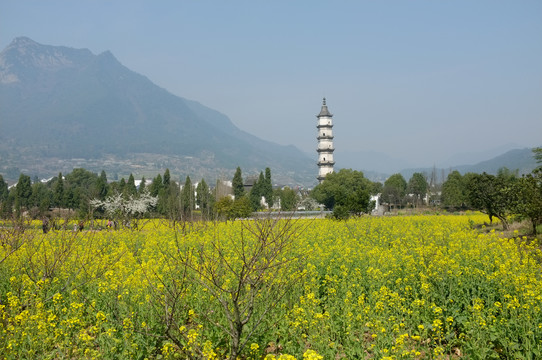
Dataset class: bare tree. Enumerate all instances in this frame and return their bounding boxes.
[158,215,307,359]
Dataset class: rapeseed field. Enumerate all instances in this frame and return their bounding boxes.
[1,214,541,359]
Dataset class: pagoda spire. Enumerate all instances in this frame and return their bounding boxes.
[316,98,335,183]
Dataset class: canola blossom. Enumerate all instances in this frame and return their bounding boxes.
[0,214,541,359]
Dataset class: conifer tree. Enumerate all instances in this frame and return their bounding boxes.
[53,172,65,208]
[263,167,273,207]
[150,174,163,197]
[95,170,109,200]
[126,174,137,197]
[181,175,194,218]
[232,167,244,199]
[0,175,8,203]
[15,173,32,214]
[163,168,171,187]
[139,177,147,194]
[250,172,265,211]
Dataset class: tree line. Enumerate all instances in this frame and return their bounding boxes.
[0,166,306,224]
[1,147,540,231]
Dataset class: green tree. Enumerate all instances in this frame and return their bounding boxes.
[30,181,52,216]
[232,166,245,199]
[163,168,171,187]
[407,172,428,207]
[64,168,99,216]
[513,169,542,235]
[382,173,407,210]
[53,173,66,208]
[466,172,515,230]
[0,175,9,216]
[15,173,32,214]
[533,147,542,169]
[263,167,273,208]
[150,174,163,197]
[249,172,265,211]
[441,171,468,210]
[163,180,181,221]
[95,170,109,200]
[311,169,373,217]
[118,178,126,195]
[233,196,253,219]
[215,196,235,221]
[370,181,383,196]
[280,187,298,211]
[139,177,147,195]
[196,179,212,218]
[181,176,194,219]
[125,174,137,197]
[214,196,252,221]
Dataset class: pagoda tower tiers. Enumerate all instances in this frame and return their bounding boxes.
[316,98,335,183]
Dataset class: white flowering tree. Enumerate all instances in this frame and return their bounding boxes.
[90,191,157,230]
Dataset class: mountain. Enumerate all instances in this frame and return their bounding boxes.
[399,147,539,182]
[0,37,316,185]
[439,143,523,168]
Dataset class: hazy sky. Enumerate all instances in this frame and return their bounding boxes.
[1,1,541,167]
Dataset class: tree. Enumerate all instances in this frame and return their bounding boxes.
[233,196,253,219]
[382,173,407,210]
[370,181,383,196]
[196,179,212,218]
[263,167,273,208]
[150,174,163,197]
[15,173,32,214]
[441,171,468,210]
[90,191,158,229]
[533,147,542,169]
[64,168,99,216]
[407,172,428,207]
[232,167,244,199]
[30,181,52,216]
[125,174,138,197]
[138,177,147,195]
[95,170,109,200]
[167,217,305,359]
[311,169,373,218]
[160,179,181,222]
[118,178,126,195]
[249,172,265,211]
[66,168,99,189]
[0,175,9,216]
[280,187,298,211]
[215,196,252,221]
[466,172,515,230]
[513,169,542,235]
[181,176,194,219]
[163,168,171,187]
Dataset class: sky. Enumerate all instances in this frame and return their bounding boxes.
[1,1,541,168]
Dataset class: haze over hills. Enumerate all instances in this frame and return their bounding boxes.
[0,37,316,185]
[339,147,539,183]
[0,37,538,186]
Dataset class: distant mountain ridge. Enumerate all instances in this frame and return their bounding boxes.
[398,147,538,182]
[0,37,315,185]
[338,146,539,183]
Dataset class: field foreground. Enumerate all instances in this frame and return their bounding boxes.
[1,214,541,359]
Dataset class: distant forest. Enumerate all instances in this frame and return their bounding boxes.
[0,147,540,234]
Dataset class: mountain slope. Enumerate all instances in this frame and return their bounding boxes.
[0,37,315,185]
[399,147,539,182]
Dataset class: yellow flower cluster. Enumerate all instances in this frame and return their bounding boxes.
[0,214,540,359]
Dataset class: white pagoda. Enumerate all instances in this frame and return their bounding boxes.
[316,98,335,183]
